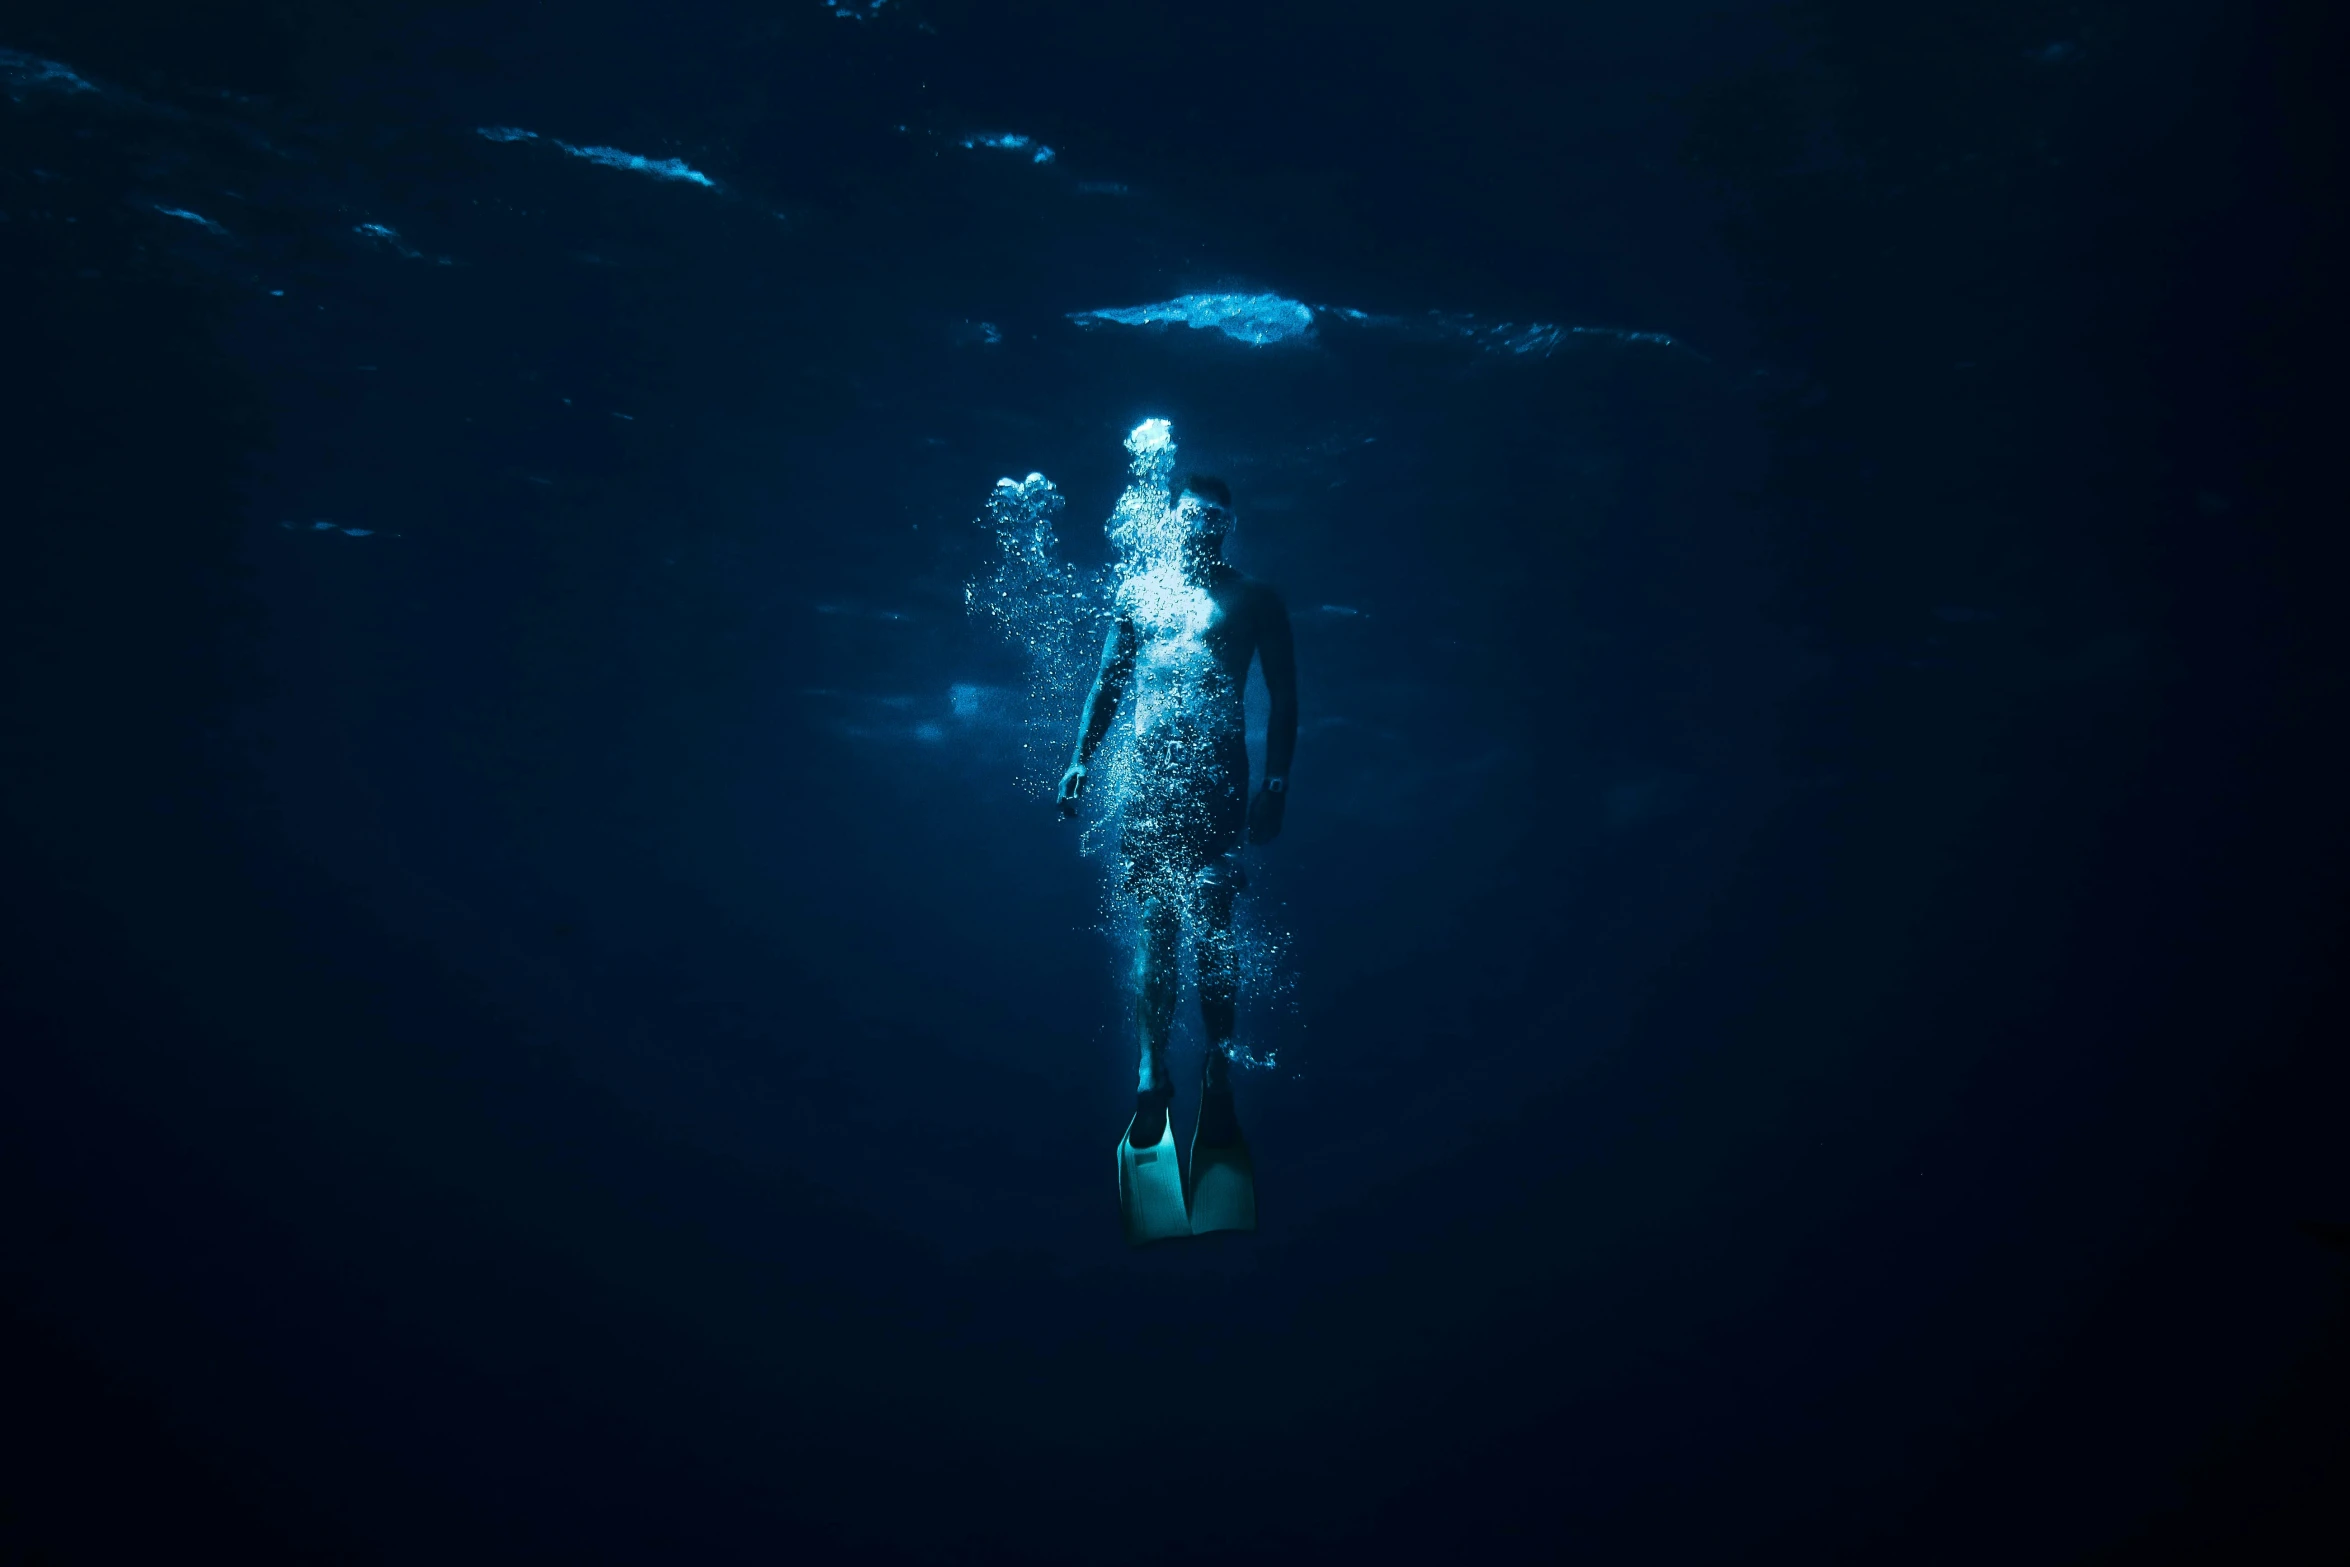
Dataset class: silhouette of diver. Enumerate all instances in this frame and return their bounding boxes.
[1058,475,1295,1238]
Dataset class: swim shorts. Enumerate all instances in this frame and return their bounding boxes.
[1119,733,1249,899]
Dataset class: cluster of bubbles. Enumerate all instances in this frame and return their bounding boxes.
[1105,418,1219,646]
[964,418,1207,816]
[1220,902,1294,1073]
[967,419,1290,1070]
[965,469,1097,799]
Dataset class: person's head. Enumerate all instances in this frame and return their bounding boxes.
[1174,474,1234,570]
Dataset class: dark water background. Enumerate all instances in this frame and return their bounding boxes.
[5,1,2344,1561]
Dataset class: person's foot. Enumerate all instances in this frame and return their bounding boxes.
[1129,1086,1172,1148]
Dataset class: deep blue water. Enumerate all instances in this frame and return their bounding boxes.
[5,2,2345,1562]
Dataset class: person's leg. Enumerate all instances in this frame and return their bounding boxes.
[1130,893,1181,1144]
[1194,855,1243,1095]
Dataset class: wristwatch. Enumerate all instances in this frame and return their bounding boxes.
[1263,775,1286,795]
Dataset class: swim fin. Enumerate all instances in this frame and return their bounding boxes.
[1188,1088,1256,1236]
[1118,1098,1190,1246]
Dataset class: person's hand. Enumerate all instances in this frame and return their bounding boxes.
[1247,778,1287,843]
[1057,763,1088,818]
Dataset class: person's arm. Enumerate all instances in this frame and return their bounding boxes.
[1249,587,1297,842]
[1060,614,1136,815]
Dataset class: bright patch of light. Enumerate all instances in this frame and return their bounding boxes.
[1068,292,1317,346]
[1,49,97,96]
[353,221,428,260]
[961,131,1056,164]
[1125,419,1173,463]
[563,143,717,187]
[153,206,228,235]
[475,125,719,188]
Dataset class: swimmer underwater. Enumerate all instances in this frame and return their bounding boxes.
[1057,474,1297,1243]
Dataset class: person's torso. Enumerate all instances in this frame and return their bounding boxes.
[1126,569,1254,750]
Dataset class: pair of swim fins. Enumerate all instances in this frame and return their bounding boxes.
[1117,1093,1255,1245]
